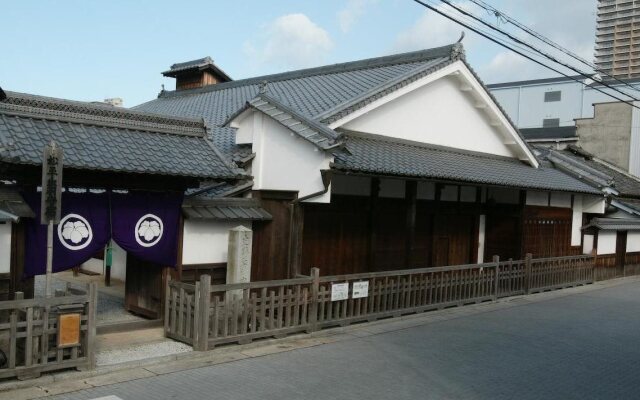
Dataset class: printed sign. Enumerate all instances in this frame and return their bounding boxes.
[331,283,349,301]
[352,281,369,298]
[58,313,81,347]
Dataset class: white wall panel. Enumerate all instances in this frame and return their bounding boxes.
[182,220,250,265]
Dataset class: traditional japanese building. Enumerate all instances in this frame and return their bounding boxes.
[135,43,614,281]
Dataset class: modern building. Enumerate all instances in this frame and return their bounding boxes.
[595,0,640,79]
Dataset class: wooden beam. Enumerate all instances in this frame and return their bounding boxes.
[288,201,305,278]
[405,181,417,267]
[367,178,380,270]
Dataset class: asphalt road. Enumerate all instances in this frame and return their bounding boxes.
[48,280,640,400]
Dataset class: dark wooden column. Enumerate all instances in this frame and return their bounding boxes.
[405,181,417,267]
[288,201,305,278]
[367,178,380,270]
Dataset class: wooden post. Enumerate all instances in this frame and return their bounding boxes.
[85,282,98,369]
[164,275,171,336]
[493,255,500,300]
[367,178,380,270]
[525,253,532,294]
[307,267,320,333]
[405,181,417,268]
[197,274,211,351]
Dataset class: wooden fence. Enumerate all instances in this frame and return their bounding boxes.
[166,254,595,350]
[0,283,97,380]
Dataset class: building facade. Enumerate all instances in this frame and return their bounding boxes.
[595,0,640,79]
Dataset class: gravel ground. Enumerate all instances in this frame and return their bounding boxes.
[96,341,192,366]
[34,275,140,323]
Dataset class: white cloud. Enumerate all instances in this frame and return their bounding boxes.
[338,0,372,33]
[244,14,333,71]
[392,1,477,53]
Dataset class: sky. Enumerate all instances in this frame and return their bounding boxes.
[0,0,598,107]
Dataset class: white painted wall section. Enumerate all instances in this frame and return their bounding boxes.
[250,113,332,203]
[597,231,617,255]
[627,232,640,253]
[182,220,251,265]
[526,191,548,206]
[477,215,486,263]
[583,234,594,255]
[583,195,606,214]
[550,193,571,208]
[0,222,11,274]
[341,75,518,158]
[571,195,582,246]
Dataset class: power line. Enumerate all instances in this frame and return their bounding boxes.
[437,0,640,103]
[408,0,640,111]
[467,0,640,94]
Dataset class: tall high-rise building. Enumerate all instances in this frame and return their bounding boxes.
[595,0,640,79]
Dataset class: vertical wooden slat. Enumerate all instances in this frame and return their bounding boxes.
[9,310,17,368]
[25,306,33,367]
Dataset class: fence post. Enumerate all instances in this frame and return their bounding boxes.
[525,253,532,294]
[493,255,500,300]
[164,275,171,337]
[196,274,211,351]
[307,268,320,333]
[86,282,98,369]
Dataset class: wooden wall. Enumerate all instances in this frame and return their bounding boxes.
[522,206,575,258]
[251,191,296,281]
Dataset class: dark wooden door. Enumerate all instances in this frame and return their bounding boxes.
[484,213,521,262]
[125,255,165,319]
[616,231,627,271]
[432,214,474,267]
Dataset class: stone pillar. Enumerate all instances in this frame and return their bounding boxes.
[226,226,253,301]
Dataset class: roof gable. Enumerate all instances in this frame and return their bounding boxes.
[333,60,538,166]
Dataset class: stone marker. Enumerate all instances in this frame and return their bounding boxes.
[226,225,253,301]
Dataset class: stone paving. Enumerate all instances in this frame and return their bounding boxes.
[7,277,640,400]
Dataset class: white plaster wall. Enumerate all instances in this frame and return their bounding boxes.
[477,215,486,263]
[0,222,11,274]
[80,258,103,275]
[627,232,640,253]
[487,188,519,204]
[252,114,332,203]
[182,220,250,265]
[583,195,606,214]
[379,179,405,198]
[111,241,127,281]
[331,175,370,196]
[417,182,435,200]
[598,231,617,255]
[571,195,583,247]
[342,76,517,158]
[526,191,548,206]
[583,234,594,255]
[550,193,571,208]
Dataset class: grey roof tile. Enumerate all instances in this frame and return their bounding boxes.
[182,198,272,221]
[134,45,458,157]
[0,92,244,180]
[332,133,600,195]
[583,217,640,231]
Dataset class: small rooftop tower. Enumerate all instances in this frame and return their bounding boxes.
[162,57,232,91]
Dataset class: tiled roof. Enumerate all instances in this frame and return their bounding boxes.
[0,91,244,180]
[583,217,640,231]
[554,146,640,198]
[182,198,272,221]
[546,150,614,190]
[134,44,459,157]
[332,133,600,195]
[225,94,343,150]
[520,126,578,141]
[162,56,232,81]
[0,187,34,220]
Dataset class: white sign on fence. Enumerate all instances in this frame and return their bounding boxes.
[331,283,349,301]
[352,281,369,298]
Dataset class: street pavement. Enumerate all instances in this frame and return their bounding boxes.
[46,279,640,400]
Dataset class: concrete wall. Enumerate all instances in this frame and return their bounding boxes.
[182,220,250,265]
[583,234,594,255]
[0,222,11,274]
[576,102,632,171]
[598,231,617,255]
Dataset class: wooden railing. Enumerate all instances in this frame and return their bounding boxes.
[0,283,97,380]
[165,254,596,350]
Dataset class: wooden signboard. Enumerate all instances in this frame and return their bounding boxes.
[58,313,81,347]
[41,141,63,225]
